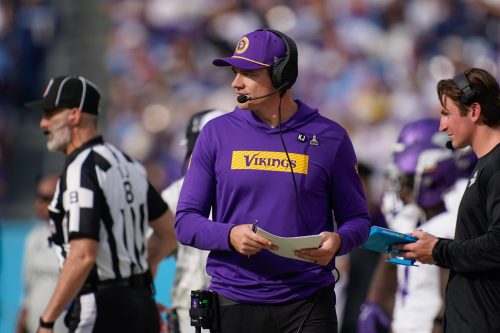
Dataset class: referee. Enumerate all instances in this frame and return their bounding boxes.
[25,75,177,333]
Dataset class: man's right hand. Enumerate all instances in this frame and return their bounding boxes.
[358,301,391,333]
[229,224,277,256]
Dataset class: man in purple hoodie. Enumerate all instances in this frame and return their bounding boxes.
[175,29,371,333]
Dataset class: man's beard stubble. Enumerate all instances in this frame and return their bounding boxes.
[47,120,71,153]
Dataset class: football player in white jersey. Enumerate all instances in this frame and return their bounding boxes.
[390,142,458,333]
[359,140,458,333]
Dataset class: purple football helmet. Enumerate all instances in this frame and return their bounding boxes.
[394,142,458,208]
[392,118,447,156]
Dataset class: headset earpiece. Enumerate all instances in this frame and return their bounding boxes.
[257,29,298,94]
[453,72,479,105]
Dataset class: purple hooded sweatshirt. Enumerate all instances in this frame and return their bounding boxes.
[176,99,370,303]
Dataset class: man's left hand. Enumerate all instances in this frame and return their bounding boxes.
[295,232,341,265]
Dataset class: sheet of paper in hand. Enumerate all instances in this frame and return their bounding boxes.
[255,227,322,262]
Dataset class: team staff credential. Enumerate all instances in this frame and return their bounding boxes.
[25,76,177,333]
[175,29,370,333]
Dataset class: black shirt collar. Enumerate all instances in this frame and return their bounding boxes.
[65,136,104,164]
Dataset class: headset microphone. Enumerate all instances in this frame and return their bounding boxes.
[236,94,251,103]
[236,83,289,103]
[445,140,454,150]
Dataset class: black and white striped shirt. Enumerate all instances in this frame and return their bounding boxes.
[48,136,168,282]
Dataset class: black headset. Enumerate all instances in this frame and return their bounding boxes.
[257,29,298,94]
[452,71,480,105]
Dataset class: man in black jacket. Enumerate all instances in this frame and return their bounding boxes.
[398,68,500,332]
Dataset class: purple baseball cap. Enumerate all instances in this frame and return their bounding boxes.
[213,30,286,70]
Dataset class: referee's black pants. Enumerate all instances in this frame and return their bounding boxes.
[218,286,338,333]
[65,286,159,333]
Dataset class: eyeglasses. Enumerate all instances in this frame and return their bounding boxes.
[36,193,54,202]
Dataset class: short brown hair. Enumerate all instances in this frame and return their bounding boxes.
[437,68,500,127]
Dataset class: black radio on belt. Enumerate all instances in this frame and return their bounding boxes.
[189,290,220,333]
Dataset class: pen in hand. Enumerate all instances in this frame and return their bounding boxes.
[248,220,258,259]
[252,219,258,233]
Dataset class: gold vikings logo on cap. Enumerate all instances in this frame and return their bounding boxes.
[235,37,249,54]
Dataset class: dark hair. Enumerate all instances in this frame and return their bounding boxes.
[437,68,500,127]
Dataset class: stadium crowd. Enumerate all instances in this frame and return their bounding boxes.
[1,0,499,202]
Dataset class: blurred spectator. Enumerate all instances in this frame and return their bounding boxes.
[14,174,67,333]
[19,1,57,100]
[4,0,58,107]
[0,0,57,207]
